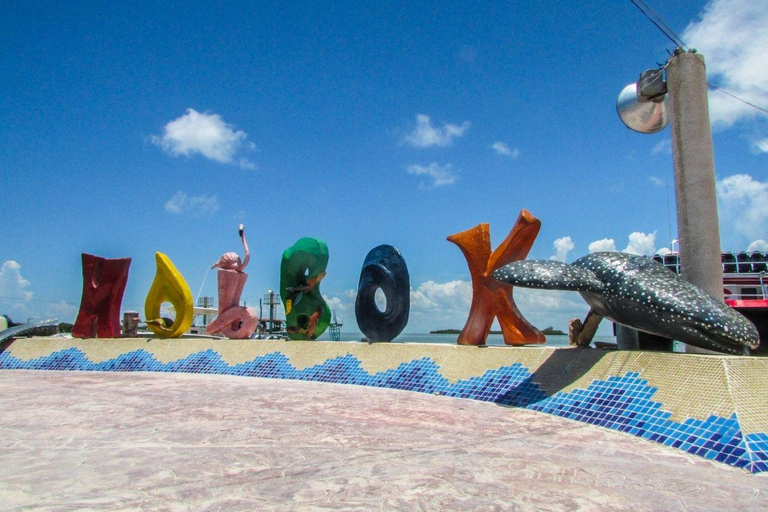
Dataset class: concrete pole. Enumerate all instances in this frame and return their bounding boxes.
[666,51,723,354]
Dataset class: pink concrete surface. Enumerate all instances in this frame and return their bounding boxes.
[1,370,766,511]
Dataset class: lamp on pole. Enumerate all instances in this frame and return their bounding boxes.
[617,48,723,354]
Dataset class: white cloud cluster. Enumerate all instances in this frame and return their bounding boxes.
[0,261,32,300]
[410,280,472,312]
[717,174,768,242]
[550,237,574,262]
[323,289,357,320]
[46,300,78,322]
[624,232,658,255]
[152,108,256,169]
[652,140,671,155]
[165,191,220,216]
[588,238,617,253]
[649,176,665,187]
[682,0,768,129]
[490,141,520,158]
[752,139,768,155]
[587,232,658,256]
[406,163,458,187]
[0,262,79,323]
[404,114,470,148]
[406,278,588,334]
[0,260,32,321]
[514,287,590,330]
[747,240,768,252]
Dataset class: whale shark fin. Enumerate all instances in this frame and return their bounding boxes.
[492,260,605,293]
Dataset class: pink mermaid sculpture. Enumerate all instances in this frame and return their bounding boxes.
[206,224,258,339]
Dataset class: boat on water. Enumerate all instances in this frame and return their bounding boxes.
[653,250,768,354]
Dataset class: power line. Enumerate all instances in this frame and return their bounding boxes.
[627,0,768,117]
[634,0,688,49]
[0,295,79,306]
[707,83,768,117]
[627,0,684,49]
[10,266,80,276]
[0,294,146,311]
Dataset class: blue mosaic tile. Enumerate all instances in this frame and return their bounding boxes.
[1,346,766,474]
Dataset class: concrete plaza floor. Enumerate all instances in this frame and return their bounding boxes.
[1,370,766,511]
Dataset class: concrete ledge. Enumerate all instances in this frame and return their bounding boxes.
[2,337,767,473]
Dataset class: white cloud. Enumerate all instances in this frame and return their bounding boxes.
[624,232,657,256]
[587,233,657,256]
[656,247,672,256]
[406,162,458,187]
[0,260,33,321]
[410,280,472,312]
[45,301,78,323]
[649,176,665,187]
[404,114,470,148]
[550,236,574,262]
[161,303,176,319]
[490,141,520,158]
[407,279,590,335]
[682,1,768,129]
[0,261,32,300]
[407,280,471,331]
[747,240,768,252]
[152,108,256,169]
[752,139,768,154]
[588,238,617,253]
[717,174,768,241]
[514,287,591,332]
[652,140,671,155]
[323,289,356,320]
[165,191,220,216]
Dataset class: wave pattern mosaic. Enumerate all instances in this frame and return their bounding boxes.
[1,338,766,473]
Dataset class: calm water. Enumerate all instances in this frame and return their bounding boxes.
[315,332,617,347]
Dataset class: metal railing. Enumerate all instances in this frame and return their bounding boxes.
[653,251,768,275]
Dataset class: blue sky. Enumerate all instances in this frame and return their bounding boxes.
[1,0,767,335]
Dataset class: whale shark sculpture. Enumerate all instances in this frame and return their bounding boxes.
[492,252,759,354]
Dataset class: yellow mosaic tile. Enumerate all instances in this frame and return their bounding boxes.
[531,348,611,395]
[633,353,734,423]
[5,337,80,361]
[4,337,763,432]
[437,346,553,383]
[724,358,768,435]
[267,340,357,370]
[348,342,452,375]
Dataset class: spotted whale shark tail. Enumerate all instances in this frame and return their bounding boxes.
[492,260,604,293]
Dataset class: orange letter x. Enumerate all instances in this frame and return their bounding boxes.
[447,210,545,346]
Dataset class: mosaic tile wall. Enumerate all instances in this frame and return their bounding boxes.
[1,337,766,473]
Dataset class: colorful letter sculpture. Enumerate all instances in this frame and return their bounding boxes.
[355,245,410,342]
[144,252,194,338]
[206,225,258,339]
[72,253,131,338]
[447,210,545,346]
[280,238,331,340]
